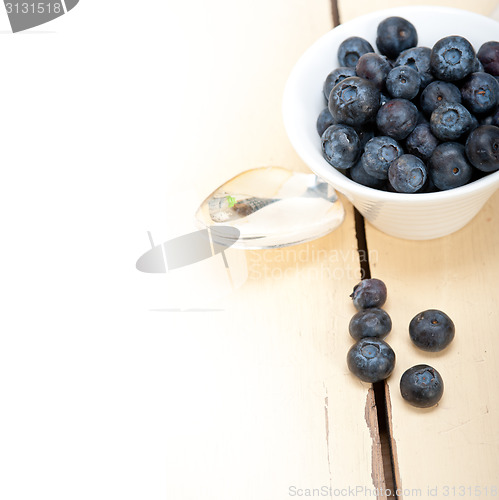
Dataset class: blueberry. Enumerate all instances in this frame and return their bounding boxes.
[430,102,472,141]
[356,53,392,90]
[386,65,421,100]
[416,111,429,125]
[461,72,499,115]
[349,308,392,341]
[395,46,433,88]
[350,278,387,310]
[356,125,376,149]
[361,136,403,179]
[430,36,475,81]
[465,125,499,172]
[481,107,499,127]
[338,36,375,68]
[420,174,439,193]
[469,113,480,133]
[328,76,381,127]
[477,41,499,76]
[429,142,473,190]
[420,80,462,116]
[376,98,418,140]
[347,338,396,383]
[321,124,361,170]
[406,123,439,161]
[473,57,485,73]
[316,107,335,136]
[349,159,387,189]
[376,16,418,60]
[323,67,357,101]
[380,92,390,107]
[409,309,455,352]
[400,364,444,408]
[388,154,427,193]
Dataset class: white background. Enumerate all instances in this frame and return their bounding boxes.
[0,1,235,498]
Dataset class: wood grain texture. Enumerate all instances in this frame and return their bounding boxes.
[219,200,380,497]
[365,191,499,497]
[161,0,387,497]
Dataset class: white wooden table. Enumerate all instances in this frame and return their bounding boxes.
[160,1,499,498]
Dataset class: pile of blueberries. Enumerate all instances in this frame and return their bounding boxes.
[347,278,455,408]
[317,16,499,193]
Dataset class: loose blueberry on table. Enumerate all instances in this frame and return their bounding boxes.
[349,307,392,341]
[350,278,388,310]
[409,309,455,352]
[347,338,396,383]
[317,16,499,192]
[400,364,444,408]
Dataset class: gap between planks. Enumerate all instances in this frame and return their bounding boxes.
[355,206,401,498]
[326,0,401,494]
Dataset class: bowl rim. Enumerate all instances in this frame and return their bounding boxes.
[282,5,499,204]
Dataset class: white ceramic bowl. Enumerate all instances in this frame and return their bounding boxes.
[283,6,499,240]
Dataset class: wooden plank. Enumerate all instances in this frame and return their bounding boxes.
[336,0,499,494]
[364,191,499,497]
[338,0,498,23]
[161,0,388,498]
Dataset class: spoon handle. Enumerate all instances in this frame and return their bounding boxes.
[209,195,279,223]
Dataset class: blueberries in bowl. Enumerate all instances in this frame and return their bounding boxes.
[338,36,375,68]
[362,136,403,180]
[430,102,473,141]
[328,76,381,127]
[460,72,499,115]
[477,41,499,76]
[386,65,421,99]
[349,159,387,189]
[323,66,357,101]
[430,35,475,81]
[395,46,433,88]
[321,124,361,169]
[376,16,418,60]
[376,99,419,140]
[429,143,473,190]
[356,53,392,90]
[400,364,444,408]
[347,338,396,383]
[420,80,462,116]
[316,107,335,136]
[405,123,439,161]
[388,154,427,193]
[409,309,455,352]
[465,125,499,172]
[314,16,499,193]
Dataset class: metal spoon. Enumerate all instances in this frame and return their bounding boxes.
[195,166,345,249]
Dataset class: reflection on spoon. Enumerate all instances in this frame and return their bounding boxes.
[196,166,345,249]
